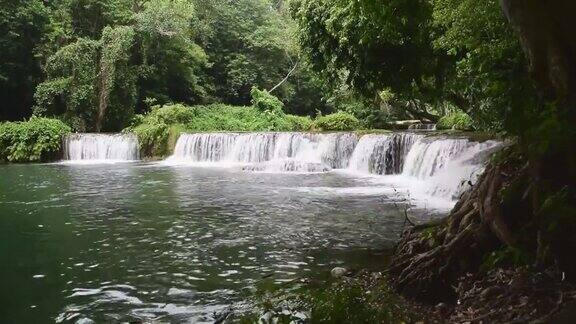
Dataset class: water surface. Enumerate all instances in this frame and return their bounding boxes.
[0,163,436,323]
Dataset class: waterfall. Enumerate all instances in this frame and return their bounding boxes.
[402,138,471,179]
[63,134,139,162]
[167,132,501,205]
[168,132,358,172]
[347,133,421,174]
[407,139,501,199]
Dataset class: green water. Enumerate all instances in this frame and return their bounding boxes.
[0,163,428,323]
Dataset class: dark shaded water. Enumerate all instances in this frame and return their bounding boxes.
[0,163,429,323]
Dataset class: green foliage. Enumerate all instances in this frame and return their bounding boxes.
[0,117,70,162]
[34,38,100,131]
[313,112,361,131]
[34,25,138,133]
[291,0,444,102]
[283,114,313,131]
[238,275,420,323]
[3,0,328,127]
[309,280,414,323]
[127,103,314,157]
[195,0,299,105]
[251,87,284,113]
[67,0,133,38]
[135,0,208,106]
[126,104,195,157]
[97,25,137,131]
[436,111,474,130]
[144,104,196,126]
[431,0,539,132]
[0,0,50,120]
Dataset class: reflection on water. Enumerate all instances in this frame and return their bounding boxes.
[0,163,438,323]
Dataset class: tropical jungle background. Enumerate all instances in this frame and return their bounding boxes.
[1,0,541,155]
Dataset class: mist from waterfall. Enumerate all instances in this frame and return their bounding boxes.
[63,134,139,163]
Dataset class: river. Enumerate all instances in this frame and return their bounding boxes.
[0,131,499,323]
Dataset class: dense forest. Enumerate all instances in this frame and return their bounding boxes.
[1,0,575,322]
[1,0,527,135]
[0,0,542,161]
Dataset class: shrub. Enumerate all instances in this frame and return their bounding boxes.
[250,87,284,113]
[127,103,322,157]
[437,111,475,131]
[0,117,71,162]
[283,115,313,131]
[128,122,171,157]
[313,111,361,131]
[145,104,196,125]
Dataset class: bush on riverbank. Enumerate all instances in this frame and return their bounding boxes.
[0,117,71,162]
[437,112,474,130]
[237,271,426,323]
[313,111,361,131]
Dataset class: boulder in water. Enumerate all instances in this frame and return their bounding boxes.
[331,267,349,278]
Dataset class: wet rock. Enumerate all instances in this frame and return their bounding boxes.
[75,318,95,324]
[331,267,348,278]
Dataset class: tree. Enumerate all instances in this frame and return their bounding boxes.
[387,0,576,306]
[432,0,539,132]
[96,26,136,131]
[194,0,298,105]
[134,0,207,109]
[291,0,449,121]
[0,0,50,120]
[33,38,100,131]
[67,0,133,39]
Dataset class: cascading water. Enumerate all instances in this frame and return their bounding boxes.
[168,132,359,172]
[167,131,501,208]
[402,138,472,179]
[63,134,139,162]
[408,139,501,200]
[347,133,420,175]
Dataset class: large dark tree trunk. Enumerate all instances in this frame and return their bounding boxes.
[500,0,576,118]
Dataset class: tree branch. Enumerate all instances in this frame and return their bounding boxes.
[269,59,300,93]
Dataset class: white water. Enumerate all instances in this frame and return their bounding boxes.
[347,133,420,174]
[168,132,359,171]
[63,134,139,163]
[167,132,501,210]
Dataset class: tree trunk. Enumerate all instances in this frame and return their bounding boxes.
[499,0,576,119]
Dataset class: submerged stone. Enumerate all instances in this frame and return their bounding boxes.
[331,267,348,278]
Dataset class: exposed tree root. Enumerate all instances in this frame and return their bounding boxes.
[388,145,524,303]
[388,142,576,321]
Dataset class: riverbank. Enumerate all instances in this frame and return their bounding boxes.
[384,142,576,323]
[233,246,576,323]
[233,270,441,323]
